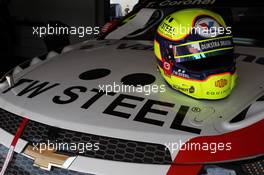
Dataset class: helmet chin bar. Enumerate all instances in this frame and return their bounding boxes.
[158,65,238,100]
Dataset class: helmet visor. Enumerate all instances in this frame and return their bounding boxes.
[176,53,236,80]
[172,36,234,63]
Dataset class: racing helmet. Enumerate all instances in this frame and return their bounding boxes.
[154,8,238,100]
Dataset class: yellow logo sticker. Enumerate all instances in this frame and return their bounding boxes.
[215,79,228,88]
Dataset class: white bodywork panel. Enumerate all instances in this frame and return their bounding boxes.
[0,40,263,174]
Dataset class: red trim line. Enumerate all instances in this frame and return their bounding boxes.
[11,117,28,146]
[167,119,264,175]
[0,117,28,175]
[167,165,203,175]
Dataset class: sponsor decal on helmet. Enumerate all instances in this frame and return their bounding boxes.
[195,17,221,38]
[164,62,171,70]
[159,22,175,37]
[163,61,173,76]
[206,89,229,96]
[215,79,228,88]
[189,86,195,93]
[174,84,195,94]
[163,62,171,70]
[200,38,233,50]
[173,69,190,79]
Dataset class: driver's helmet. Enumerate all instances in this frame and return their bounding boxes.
[154,8,237,100]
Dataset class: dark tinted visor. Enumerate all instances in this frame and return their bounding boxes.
[178,52,235,72]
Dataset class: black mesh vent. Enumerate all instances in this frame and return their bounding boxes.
[0,108,172,164]
[200,156,264,175]
[241,158,264,175]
